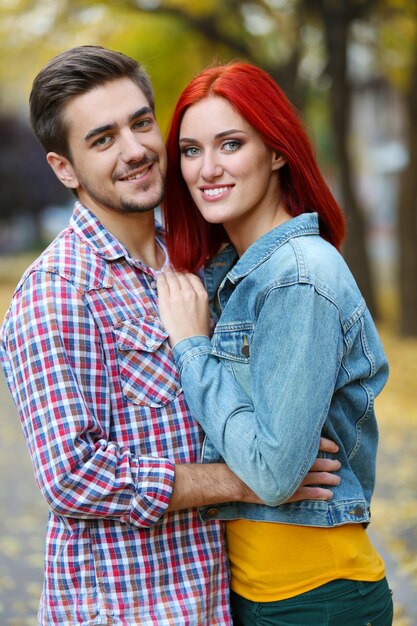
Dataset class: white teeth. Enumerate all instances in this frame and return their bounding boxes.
[203,186,230,197]
[123,168,149,181]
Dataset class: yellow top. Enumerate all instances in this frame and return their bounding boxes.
[226,520,385,602]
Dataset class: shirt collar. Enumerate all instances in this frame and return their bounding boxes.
[70,201,165,272]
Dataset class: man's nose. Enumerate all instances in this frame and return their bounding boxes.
[120,130,147,162]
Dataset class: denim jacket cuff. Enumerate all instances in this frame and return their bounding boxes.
[172,336,212,372]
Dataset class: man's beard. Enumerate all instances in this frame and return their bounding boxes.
[119,180,165,214]
[75,153,165,214]
[115,153,165,213]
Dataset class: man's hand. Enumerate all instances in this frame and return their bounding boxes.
[157,270,210,347]
[167,438,340,511]
[286,437,341,503]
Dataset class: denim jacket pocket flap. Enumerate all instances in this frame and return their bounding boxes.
[211,323,254,363]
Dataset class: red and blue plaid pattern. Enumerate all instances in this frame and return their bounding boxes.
[0,203,231,625]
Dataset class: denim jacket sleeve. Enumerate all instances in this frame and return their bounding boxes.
[172,283,342,506]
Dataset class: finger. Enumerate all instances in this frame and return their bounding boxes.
[164,271,197,297]
[309,458,341,472]
[318,437,339,453]
[301,471,340,487]
[287,487,334,503]
[186,273,207,295]
[163,269,183,290]
[175,272,206,298]
[156,272,170,297]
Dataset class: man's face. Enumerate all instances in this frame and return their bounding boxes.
[56,77,167,217]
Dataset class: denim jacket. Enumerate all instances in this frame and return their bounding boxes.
[172,213,389,527]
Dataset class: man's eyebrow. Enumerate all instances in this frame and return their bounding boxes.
[84,124,115,142]
[129,106,153,123]
[179,129,246,143]
[84,107,153,142]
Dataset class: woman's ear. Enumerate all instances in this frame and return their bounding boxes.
[46,152,79,190]
[272,153,287,171]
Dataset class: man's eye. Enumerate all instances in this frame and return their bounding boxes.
[133,119,151,130]
[93,135,112,147]
[182,146,201,157]
[223,140,241,152]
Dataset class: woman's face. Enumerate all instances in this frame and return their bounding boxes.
[179,96,287,247]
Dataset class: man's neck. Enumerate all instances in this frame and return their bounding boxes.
[85,203,163,269]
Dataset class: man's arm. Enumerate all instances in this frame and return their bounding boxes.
[168,438,341,511]
[1,270,175,528]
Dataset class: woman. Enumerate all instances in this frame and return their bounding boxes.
[157,62,393,625]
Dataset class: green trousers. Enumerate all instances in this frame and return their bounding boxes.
[231,577,393,626]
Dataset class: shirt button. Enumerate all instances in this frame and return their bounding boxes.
[150,280,157,290]
[206,508,219,518]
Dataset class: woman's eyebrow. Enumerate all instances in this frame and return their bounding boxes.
[179,129,247,144]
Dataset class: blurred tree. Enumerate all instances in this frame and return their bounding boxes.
[306,0,379,317]
[0,114,69,245]
[3,0,411,322]
[377,0,417,336]
[130,0,378,314]
[397,51,417,336]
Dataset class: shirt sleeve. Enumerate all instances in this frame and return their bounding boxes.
[0,270,174,528]
[172,283,342,506]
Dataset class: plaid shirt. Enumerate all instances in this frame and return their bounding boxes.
[0,203,231,625]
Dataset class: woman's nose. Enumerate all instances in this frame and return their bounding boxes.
[201,152,224,180]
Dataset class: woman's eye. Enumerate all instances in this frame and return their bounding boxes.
[182,146,201,157]
[223,140,241,152]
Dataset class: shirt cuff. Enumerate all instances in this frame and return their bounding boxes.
[124,457,176,528]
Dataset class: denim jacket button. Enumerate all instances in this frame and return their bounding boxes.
[206,508,219,518]
[241,344,250,357]
[351,505,365,517]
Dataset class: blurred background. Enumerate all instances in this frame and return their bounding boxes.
[0,1,416,624]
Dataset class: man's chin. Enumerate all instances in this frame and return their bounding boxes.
[120,187,164,214]
[120,203,156,214]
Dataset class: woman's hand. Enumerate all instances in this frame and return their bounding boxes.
[157,270,211,348]
[286,437,341,503]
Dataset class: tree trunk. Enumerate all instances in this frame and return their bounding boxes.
[316,0,378,317]
[398,57,417,336]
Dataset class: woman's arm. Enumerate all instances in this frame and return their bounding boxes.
[157,271,341,506]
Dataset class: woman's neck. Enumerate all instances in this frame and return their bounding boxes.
[226,204,292,257]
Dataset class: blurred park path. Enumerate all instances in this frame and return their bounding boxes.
[0,367,45,626]
[0,279,416,625]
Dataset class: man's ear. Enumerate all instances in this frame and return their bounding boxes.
[46,152,79,190]
[272,153,287,172]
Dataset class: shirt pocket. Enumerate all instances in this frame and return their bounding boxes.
[113,316,181,407]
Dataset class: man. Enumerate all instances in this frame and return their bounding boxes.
[0,46,339,624]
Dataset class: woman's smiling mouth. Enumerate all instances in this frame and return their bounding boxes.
[201,185,234,199]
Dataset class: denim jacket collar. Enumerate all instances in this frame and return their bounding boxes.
[229,212,320,283]
[205,213,320,299]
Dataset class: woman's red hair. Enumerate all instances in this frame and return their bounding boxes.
[163,61,346,272]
